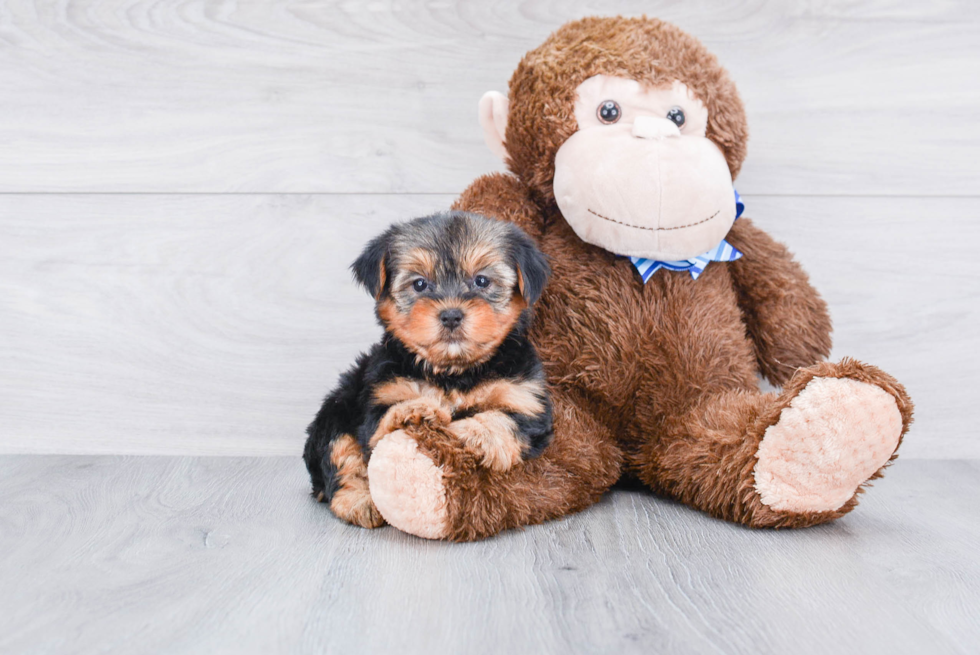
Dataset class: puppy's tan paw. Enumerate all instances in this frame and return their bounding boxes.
[372,398,452,447]
[448,413,523,472]
[330,486,386,529]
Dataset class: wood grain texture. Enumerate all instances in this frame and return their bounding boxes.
[2,5,975,652]
[0,0,977,195]
[0,455,977,654]
[0,193,450,455]
[2,193,976,458]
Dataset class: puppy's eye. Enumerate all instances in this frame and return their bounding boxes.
[666,106,685,128]
[474,275,490,288]
[597,100,621,124]
[412,278,428,292]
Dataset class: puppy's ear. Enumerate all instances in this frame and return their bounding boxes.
[351,231,391,300]
[508,226,550,305]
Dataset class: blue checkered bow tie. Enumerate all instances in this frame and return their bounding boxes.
[628,190,745,282]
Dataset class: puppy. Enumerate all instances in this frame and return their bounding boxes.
[303,211,553,528]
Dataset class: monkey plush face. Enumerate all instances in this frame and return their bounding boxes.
[552,75,736,260]
[479,16,749,261]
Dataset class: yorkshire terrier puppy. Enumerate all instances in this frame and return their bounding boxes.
[303,211,553,528]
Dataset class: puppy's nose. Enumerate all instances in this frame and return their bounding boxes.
[439,308,465,330]
[632,116,681,140]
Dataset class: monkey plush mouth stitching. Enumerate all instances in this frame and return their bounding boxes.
[587,208,721,232]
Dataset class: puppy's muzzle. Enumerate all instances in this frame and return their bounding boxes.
[439,308,465,331]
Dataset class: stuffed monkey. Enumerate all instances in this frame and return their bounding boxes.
[365,16,913,541]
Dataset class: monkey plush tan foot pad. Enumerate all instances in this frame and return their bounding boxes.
[754,376,904,514]
[368,429,451,540]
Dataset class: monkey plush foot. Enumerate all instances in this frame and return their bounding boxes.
[753,359,912,514]
[368,428,454,540]
[368,424,526,541]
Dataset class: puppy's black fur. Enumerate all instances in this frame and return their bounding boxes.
[303,211,552,514]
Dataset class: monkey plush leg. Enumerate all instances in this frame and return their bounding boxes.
[633,359,913,528]
[367,388,622,541]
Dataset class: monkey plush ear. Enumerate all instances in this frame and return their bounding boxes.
[508,226,550,305]
[350,232,390,300]
[479,91,509,161]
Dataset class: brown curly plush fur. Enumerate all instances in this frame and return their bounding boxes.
[395,16,913,540]
[504,16,749,205]
[407,386,622,541]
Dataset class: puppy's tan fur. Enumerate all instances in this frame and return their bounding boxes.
[370,376,546,469]
[326,435,385,529]
[448,411,524,472]
[377,296,527,375]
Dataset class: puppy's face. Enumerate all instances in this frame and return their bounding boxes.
[353,212,549,373]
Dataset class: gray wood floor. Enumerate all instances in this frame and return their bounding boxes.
[1,456,978,655]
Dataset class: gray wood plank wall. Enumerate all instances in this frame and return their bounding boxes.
[2,0,978,458]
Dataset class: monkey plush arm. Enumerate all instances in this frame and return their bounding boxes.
[725,217,833,387]
[452,173,544,240]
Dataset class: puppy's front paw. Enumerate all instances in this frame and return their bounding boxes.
[448,413,523,472]
[372,398,452,447]
[389,397,452,428]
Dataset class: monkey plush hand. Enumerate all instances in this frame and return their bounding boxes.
[365,16,913,541]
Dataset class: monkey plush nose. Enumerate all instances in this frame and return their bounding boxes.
[631,116,681,140]
[439,308,465,330]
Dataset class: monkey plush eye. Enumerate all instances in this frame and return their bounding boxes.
[474,275,490,288]
[412,278,428,292]
[597,100,621,124]
[666,106,686,127]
